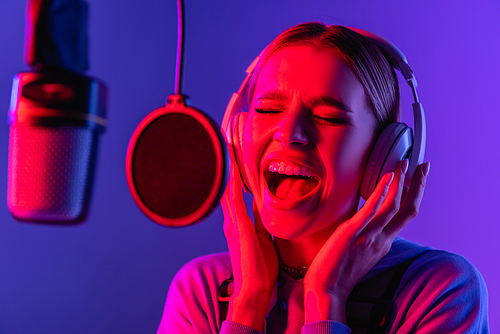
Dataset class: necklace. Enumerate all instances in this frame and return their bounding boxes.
[279,261,308,280]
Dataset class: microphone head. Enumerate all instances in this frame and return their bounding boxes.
[8,125,99,223]
[126,95,226,227]
[7,71,107,223]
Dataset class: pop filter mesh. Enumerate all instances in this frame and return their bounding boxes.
[132,113,216,219]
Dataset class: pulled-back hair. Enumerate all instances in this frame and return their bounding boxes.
[248,22,400,135]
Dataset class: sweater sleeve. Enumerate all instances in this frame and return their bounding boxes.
[219,320,351,334]
[301,321,351,334]
[157,253,232,334]
[392,250,489,333]
[220,321,263,334]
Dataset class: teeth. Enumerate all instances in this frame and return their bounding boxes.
[268,161,316,178]
[278,162,285,174]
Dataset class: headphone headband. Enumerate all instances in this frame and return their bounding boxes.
[346,27,426,184]
[347,27,417,91]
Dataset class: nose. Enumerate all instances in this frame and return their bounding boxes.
[273,110,309,147]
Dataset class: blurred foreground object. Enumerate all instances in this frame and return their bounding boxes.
[7,0,107,223]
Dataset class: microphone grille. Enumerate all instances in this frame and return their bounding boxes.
[8,125,99,223]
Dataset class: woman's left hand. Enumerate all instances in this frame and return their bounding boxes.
[302,160,430,325]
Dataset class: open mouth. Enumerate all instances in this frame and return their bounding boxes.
[265,161,320,200]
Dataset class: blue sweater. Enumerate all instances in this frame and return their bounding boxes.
[158,237,489,333]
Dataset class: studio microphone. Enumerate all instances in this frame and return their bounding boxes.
[7,0,107,223]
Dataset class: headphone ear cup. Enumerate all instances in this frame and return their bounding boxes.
[361,122,413,200]
[231,112,252,193]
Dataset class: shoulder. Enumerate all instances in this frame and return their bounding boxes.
[403,249,488,313]
[392,249,489,333]
[373,237,486,292]
[406,249,486,294]
[174,252,232,284]
[157,253,232,334]
[169,252,232,298]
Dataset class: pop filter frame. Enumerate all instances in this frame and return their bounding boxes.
[126,94,226,227]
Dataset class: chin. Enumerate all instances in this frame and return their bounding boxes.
[259,202,334,240]
[260,207,314,240]
[257,191,360,241]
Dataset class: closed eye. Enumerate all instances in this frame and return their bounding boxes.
[254,107,283,114]
[313,114,351,126]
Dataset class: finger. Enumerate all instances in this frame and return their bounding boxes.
[221,128,242,205]
[384,161,430,236]
[368,159,409,231]
[401,185,410,205]
[353,171,394,230]
[253,201,272,240]
[222,156,252,237]
[228,160,246,216]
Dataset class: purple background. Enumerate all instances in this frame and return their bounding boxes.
[0,1,498,333]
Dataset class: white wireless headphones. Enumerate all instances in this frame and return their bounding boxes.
[221,26,426,200]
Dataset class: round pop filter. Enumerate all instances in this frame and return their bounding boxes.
[126,95,226,227]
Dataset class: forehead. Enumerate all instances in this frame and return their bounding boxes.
[253,46,366,110]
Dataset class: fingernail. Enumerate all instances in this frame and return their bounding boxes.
[385,172,394,186]
[423,161,431,177]
[401,159,409,175]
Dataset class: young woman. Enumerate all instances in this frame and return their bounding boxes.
[158,23,488,334]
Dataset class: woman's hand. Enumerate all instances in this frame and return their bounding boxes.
[302,159,430,325]
[221,156,279,331]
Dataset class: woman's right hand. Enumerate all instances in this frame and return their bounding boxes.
[221,157,279,331]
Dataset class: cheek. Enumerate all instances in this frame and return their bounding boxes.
[321,129,375,192]
[340,138,373,174]
[240,115,276,193]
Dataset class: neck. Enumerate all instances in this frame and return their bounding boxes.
[274,205,359,269]
[275,224,335,269]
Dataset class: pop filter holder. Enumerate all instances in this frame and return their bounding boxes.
[125,0,226,227]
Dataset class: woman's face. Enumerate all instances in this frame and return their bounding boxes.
[240,45,377,240]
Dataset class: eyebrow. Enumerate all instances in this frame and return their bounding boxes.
[254,90,289,103]
[309,95,353,113]
[254,91,353,113]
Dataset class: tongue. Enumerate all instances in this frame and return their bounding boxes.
[275,177,317,200]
